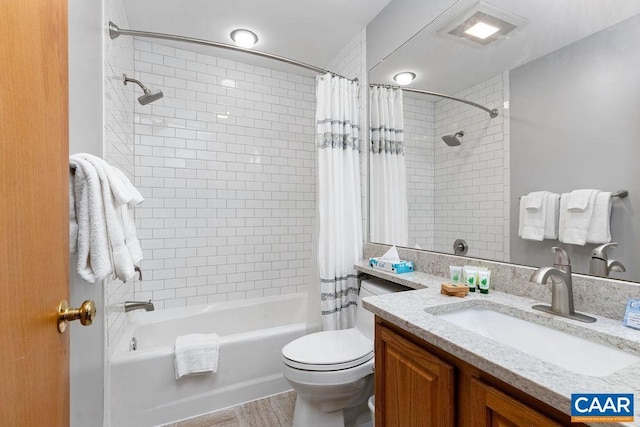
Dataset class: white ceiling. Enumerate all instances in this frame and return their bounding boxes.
[369,0,640,96]
[120,0,392,76]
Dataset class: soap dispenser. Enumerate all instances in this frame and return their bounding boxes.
[589,243,626,277]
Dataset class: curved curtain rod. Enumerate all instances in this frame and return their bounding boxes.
[108,22,496,118]
[108,22,357,82]
[370,83,499,118]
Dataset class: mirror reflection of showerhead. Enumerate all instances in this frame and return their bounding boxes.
[122,73,164,105]
[442,130,464,146]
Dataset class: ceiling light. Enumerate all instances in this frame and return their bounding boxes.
[230,29,258,48]
[437,2,527,47]
[393,72,416,85]
[464,21,499,40]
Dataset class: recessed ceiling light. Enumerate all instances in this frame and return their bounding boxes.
[393,72,416,85]
[464,21,499,39]
[437,2,527,47]
[230,29,258,48]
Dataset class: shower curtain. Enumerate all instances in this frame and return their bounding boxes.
[369,86,409,246]
[316,73,363,331]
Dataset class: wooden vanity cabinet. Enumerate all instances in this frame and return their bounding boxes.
[375,318,582,427]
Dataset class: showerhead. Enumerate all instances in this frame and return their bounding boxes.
[442,131,464,146]
[123,74,164,105]
[138,89,164,105]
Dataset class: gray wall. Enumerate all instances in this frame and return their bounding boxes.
[68,0,105,424]
[510,14,640,280]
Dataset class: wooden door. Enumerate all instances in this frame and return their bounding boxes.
[0,0,70,425]
[470,378,562,427]
[375,325,454,426]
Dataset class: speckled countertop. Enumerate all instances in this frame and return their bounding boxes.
[357,261,640,426]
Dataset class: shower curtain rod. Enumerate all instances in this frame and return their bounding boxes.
[108,22,357,82]
[370,83,499,118]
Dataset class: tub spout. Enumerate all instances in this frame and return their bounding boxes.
[125,300,154,312]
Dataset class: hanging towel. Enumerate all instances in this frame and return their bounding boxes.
[544,193,561,239]
[567,189,597,211]
[587,192,612,244]
[69,156,113,283]
[174,333,220,379]
[80,154,134,206]
[81,155,135,282]
[519,192,548,241]
[524,191,546,210]
[559,190,599,245]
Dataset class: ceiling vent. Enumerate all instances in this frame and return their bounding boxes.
[437,1,528,47]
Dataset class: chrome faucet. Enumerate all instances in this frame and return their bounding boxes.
[589,243,626,277]
[529,247,596,323]
[124,300,155,313]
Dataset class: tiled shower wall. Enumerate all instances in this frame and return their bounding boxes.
[132,40,316,309]
[433,73,509,261]
[403,95,435,249]
[104,0,135,354]
[402,73,509,261]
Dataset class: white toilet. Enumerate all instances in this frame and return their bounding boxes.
[282,278,406,427]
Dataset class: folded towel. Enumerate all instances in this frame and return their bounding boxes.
[524,191,546,210]
[567,189,597,211]
[174,333,220,379]
[586,192,612,244]
[559,190,599,245]
[519,192,548,241]
[69,156,113,283]
[544,193,560,239]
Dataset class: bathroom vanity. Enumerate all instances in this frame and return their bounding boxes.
[356,262,640,426]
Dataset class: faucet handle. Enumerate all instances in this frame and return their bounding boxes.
[551,247,571,267]
[591,242,618,260]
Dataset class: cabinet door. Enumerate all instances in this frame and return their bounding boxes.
[470,378,563,427]
[376,326,454,426]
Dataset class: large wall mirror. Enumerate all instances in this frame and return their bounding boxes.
[366,0,640,281]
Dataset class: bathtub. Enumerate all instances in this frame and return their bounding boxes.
[109,293,309,427]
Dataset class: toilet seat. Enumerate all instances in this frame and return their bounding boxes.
[282,329,373,371]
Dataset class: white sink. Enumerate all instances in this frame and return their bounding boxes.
[435,307,640,377]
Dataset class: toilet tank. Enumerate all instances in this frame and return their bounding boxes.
[355,278,408,341]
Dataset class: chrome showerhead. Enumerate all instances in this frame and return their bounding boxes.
[442,130,464,146]
[137,89,163,105]
[123,74,164,105]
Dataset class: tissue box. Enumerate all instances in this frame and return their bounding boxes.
[369,258,414,274]
[623,299,640,330]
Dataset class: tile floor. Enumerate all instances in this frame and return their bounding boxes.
[164,391,296,427]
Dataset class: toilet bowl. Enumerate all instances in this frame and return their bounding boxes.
[282,278,407,427]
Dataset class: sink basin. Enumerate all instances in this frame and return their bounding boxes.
[435,307,640,377]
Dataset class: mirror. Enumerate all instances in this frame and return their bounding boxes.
[367,0,640,281]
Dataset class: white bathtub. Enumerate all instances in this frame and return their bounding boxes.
[109,293,309,427]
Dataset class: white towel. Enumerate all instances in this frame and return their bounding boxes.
[121,205,143,265]
[69,156,113,283]
[559,190,599,245]
[80,154,134,206]
[174,333,220,379]
[81,155,135,282]
[524,191,545,210]
[567,189,597,211]
[544,193,560,239]
[587,192,612,244]
[519,192,548,241]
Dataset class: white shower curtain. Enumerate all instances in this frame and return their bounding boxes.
[369,86,408,246]
[316,73,363,331]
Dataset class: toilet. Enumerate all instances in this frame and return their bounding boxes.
[282,278,407,427]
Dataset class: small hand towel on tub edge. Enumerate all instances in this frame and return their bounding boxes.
[174,333,220,379]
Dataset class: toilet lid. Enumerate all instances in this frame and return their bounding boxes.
[282,329,374,371]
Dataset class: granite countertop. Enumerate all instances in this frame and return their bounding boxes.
[357,262,640,426]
